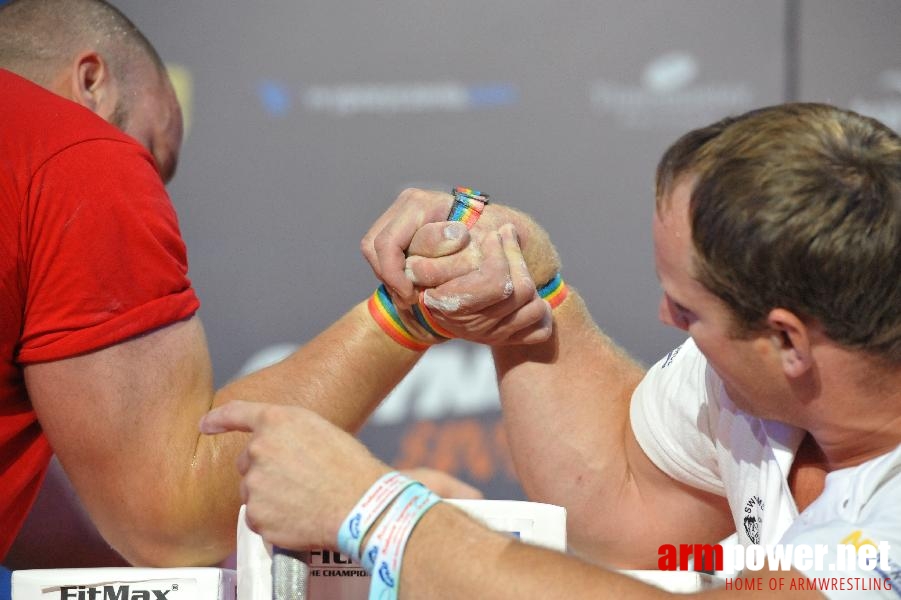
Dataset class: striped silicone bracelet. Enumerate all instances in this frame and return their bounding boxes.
[537,273,569,309]
[410,291,455,339]
[337,472,417,563]
[368,284,432,351]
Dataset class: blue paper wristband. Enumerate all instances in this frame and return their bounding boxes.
[361,483,441,600]
[336,472,416,563]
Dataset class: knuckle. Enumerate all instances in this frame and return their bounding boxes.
[526,324,554,344]
[415,224,442,251]
[360,235,374,256]
[534,320,552,338]
[523,304,552,330]
[372,232,391,253]
[501,275,515,299]
[245,439,262,460]
[535,326,554,342]
[244,506,262,532]
[399,187,419,200]
[244,516,259,534]
[515,269,536,290]
[258,404,281,426]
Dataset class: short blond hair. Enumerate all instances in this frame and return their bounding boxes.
[657,103,901,364]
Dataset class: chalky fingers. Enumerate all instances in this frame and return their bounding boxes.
[418,225,552,344]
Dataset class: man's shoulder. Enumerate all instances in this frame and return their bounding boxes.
[1,69,138,162]
[640,337,721,405]
[854,444,901,517]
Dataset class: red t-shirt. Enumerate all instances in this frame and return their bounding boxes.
[0,69,200,558]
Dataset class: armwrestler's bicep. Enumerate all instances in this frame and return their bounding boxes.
[23,316,217,564]
[602,424,735,568]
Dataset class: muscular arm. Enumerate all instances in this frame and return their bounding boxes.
[25,302,419,566]
[370,192,734,566]
[199,401,820,600]
[401,503,818,599]
[493,292,733,566]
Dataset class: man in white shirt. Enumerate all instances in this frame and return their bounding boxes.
[203,102,901,598]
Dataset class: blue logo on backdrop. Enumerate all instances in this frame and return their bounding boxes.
[466,83,519,108]
[256,80,519,117]
[257,80,292,117]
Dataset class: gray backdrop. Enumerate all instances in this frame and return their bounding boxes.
[106,0,901,499]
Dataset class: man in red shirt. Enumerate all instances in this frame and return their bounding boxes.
[0,0,543,567]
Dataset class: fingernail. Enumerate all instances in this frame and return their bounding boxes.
[198,416,219,434]
[542,308,553,329]
[404,257,420,284]
[444,222,466,240]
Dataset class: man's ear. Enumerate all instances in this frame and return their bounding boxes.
[766,308,813,378]
[65,51,119,120]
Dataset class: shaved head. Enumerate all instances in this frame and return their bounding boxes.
[0,0,162,88]
[0,0,183,182]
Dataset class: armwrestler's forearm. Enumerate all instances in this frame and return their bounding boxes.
[492,291,646,560]
[400,503,671,600]
[170,302,420,564]
[213,301,416,433]
[402,503,812,599]
[436,205,654,560]
[468,212,732,567]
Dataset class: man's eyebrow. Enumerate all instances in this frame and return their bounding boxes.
[660,286,692,312]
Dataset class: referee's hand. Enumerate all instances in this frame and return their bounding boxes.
[200,401,390,552]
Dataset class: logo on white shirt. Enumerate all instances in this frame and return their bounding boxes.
[744,495,765,545]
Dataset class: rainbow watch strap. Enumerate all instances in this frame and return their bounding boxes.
[447,187,488,229]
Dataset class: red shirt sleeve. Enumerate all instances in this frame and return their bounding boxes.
[16,137,200,364]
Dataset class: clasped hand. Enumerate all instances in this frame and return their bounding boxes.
[361,188,554,346]
[200,188,558,553]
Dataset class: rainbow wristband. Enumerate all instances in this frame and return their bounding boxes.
[537,272,569,309]
[447,186,489,229]
[362,483,441,599]
[337,472,417,563]
[410,292,455,340]
[368,284,432,352]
